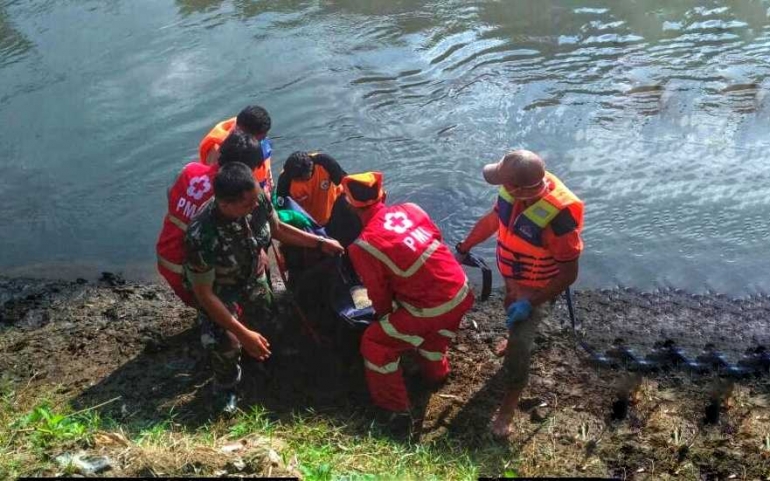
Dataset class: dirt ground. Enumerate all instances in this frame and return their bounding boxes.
[1,275,769,479]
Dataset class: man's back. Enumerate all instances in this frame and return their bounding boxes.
[350,202,467,315]
[155,162,220,305]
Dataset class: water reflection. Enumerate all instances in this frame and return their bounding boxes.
[175,0,225,16]
[0,4,33,68]
[0,0,769,295]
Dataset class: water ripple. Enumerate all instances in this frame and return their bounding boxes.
[1,0,769,295]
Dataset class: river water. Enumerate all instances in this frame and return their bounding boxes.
[1,0,769,296]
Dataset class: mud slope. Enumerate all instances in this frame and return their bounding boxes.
[1,276,769,479]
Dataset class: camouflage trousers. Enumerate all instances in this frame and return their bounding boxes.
[197,274,275,391]
[503,302,552,392]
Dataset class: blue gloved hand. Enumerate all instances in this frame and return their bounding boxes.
[506,299,532,329]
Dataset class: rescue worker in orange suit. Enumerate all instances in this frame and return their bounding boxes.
[275,151,346,226]
[344,172,475,433]
[156,130,264,306]
[455,150,584,438]
[199,105,274,195]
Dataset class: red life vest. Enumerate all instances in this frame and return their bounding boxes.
[155,162,219,305]
[353,203,470,318]
[496,172,584,288]
[198,117,273,193]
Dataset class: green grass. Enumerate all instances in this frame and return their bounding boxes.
[229,404,275,438]
[13,403,102,449]
[268,410,514,480]
[0,377,517,479]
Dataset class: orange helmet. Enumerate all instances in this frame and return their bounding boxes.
[341,172,385,208]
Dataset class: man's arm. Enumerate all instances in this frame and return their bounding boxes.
[275,171,292,199]
[457,209,498,252]
[264,159,274,196]
[313,153,347,184]
[191,283,271,360]
[185,238,271,360]
[527,259,578,307]
[520,209,583,307]
[269,212,344,255]
[348,243,393,316]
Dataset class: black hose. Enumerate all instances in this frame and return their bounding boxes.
[563,288,769,378]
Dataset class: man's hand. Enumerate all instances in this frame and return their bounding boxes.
[320,238,344,256]
[238,329,272,361]
[454,242,469,263]
[505,299,532,329]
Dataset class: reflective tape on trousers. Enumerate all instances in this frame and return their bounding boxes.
[364,359,400,374]
[417,349,444,361]
[380,315,424,347]
[438,329,456,339]
[397,281,470,318]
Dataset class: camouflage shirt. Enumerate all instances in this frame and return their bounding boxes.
[184,192,274,301]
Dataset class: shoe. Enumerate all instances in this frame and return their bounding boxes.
[422,376,448,393]
[373,409,414,441]
[223,391,238,415]
[212,389,239,417]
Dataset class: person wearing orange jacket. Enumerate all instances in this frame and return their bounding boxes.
[199,105,274,195]
[344,172,474,435]
[275,151,346,226]
[455,150,584,438]
[156,130,264,306]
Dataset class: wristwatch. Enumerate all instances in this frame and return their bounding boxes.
[455,242,468,255]
[316,237,326,251]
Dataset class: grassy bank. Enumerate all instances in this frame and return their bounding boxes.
[0,381,516,479]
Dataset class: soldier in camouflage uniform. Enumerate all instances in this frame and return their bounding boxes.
[185,162,344,412]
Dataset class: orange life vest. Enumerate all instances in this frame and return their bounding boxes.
[155,162,219,305]
[496,172,584,288]
[198,117,273,194]
[287,153,342,225]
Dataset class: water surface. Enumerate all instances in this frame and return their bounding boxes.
[1,0,769,296]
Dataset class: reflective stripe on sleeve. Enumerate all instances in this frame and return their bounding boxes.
[186,267,215,286]
[397,282,470,318]
[157,255,184,275]
[167,214,189,232]
[354,239,441,278]
[380,315,423,347]
[364,359,400,374]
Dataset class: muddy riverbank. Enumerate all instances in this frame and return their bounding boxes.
[1,275,769,478]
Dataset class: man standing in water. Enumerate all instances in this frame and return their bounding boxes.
[455,150,584,438]
[185,162,344,413]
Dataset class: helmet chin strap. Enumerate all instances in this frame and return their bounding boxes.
[514,181,549,201]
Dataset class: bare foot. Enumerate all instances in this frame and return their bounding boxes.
[494,338,508,357]
[491,412,512,439]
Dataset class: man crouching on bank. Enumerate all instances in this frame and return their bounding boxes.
[343,172,474,437]
[184,162,344,414]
